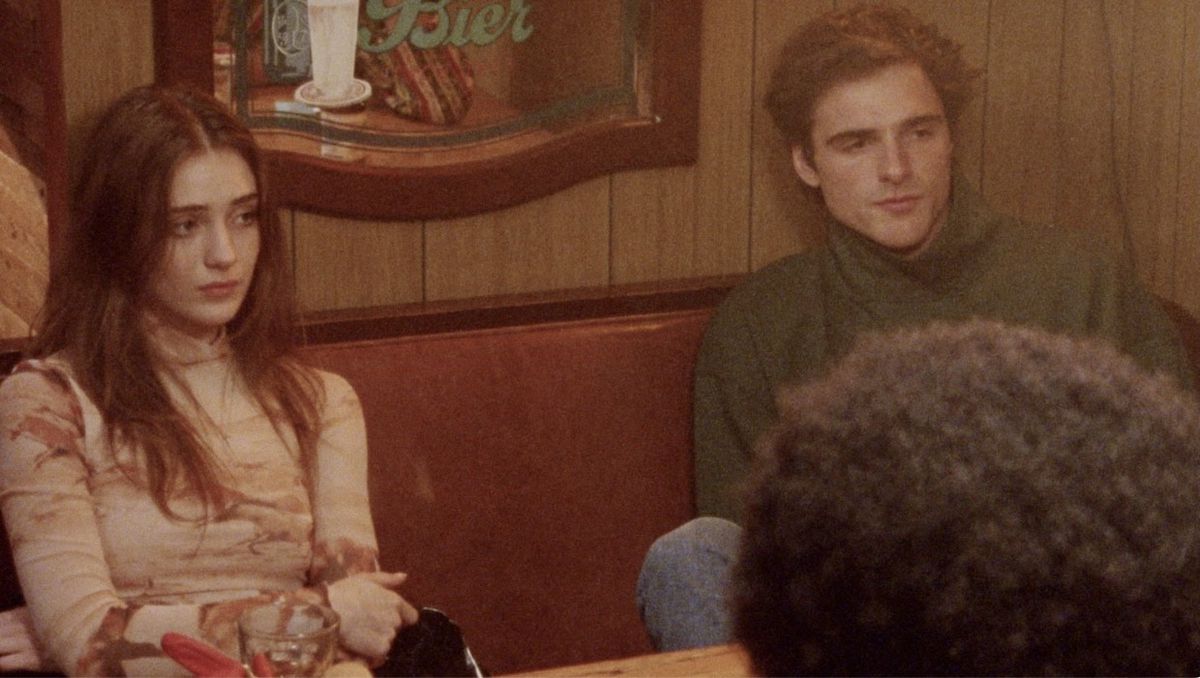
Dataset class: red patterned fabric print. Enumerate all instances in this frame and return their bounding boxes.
[359,13,475,125]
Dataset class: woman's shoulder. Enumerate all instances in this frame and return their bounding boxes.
[1,355,78,397]
[313,367,354,393]
[302,365,361,412]
[0,356,86,429]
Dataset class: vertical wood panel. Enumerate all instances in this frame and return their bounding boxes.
[1057,1,1132,260]
[903,0,989,189]
[1107,0,1133,159]
[1124,1,1186,298]
[424,177,610,301]
[1174,1,1200,316]
[60,0,155,187]
[292,211,424,312]
[749,0,832,271]
[609,0,754,283]
[1101,0,1134,256]
[981,0,1064,223]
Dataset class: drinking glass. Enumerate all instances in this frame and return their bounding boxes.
[306,0,360,101]
[238,602,340,677]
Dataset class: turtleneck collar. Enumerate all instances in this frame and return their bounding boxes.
[140,312,232,367]
[824,177,1002,303]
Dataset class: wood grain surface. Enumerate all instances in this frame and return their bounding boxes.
[4,0,1200,329]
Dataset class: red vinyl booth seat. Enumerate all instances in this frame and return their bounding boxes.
[299,307,713,674]
[5,280,1200,674]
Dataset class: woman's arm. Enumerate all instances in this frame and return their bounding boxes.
[0,364,125,674]
[308,372,418,659]
[0,365,342,676]
[308,372,380,581]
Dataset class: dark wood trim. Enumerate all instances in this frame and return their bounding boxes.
[0,336,26,377]
[13,285,1193,388]
[298,276,739,346]
[152,0,702,220]
[153,0,214,91]
[0,279,737,374]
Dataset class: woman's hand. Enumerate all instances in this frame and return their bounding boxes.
[326,571,419,660]
[0,606,48,672]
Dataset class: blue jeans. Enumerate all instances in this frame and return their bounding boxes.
[635,517,742,651]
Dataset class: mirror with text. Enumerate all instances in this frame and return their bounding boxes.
[157,0,701,220]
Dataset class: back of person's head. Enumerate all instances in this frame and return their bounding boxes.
[36,85,292,363]
[766,2,978,157]
[732,320,1200,676]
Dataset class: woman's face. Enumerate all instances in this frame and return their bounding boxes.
[145,147,261,341]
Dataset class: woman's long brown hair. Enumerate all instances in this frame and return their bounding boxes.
[29,86,321,518]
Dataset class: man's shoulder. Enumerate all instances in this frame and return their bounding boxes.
[719,251,825,315]
[954,179,1113,275]
[988,212,1117,278]
[702,252,826,355]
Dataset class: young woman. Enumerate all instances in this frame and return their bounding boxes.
[0,86,416,676]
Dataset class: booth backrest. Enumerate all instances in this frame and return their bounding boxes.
[1160,297,1200,387]
[2,283,1196,674]
[297,292,719,673]
[0,283,726,675]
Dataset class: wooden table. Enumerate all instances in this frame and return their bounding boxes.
[511,644,752,676]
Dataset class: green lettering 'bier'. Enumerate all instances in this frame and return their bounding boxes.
[359,0,534,52]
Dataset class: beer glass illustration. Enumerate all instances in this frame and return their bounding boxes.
[297,0,370,106]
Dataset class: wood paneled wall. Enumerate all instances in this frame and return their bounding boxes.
[290,0,1200,318]
[21,0,1200,331]
[60,1,155,191]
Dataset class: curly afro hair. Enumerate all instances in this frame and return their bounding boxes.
[733,319,1200,676]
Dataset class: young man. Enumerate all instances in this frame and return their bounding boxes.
[696,3,1193,524]
[636,2,1195,651]
[734,320,1200,675]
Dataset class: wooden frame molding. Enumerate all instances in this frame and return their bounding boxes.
[152,0,702,220]
[0,277,740,375]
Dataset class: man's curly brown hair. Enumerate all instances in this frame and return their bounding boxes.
[767,2,980,157]
[733,320,1200,676]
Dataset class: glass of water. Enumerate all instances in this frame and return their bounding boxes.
[238,602,340,677]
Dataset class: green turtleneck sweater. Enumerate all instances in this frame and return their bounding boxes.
[694,179,1196,522]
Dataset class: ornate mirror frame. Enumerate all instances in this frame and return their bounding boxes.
[152,0,701,220]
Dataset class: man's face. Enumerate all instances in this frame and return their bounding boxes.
[793,62,953,257]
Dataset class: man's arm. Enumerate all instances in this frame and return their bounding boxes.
[693,310,780,523]
[1090,257,1198,392]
